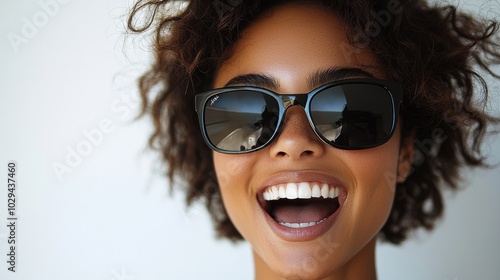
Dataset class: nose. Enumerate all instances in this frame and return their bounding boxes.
[269,106,326,159]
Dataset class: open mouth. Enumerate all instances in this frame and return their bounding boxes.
[259,182,341,229]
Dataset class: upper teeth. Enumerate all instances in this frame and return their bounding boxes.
[263,182,339,201]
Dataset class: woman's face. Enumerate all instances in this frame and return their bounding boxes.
[212,3,411,279]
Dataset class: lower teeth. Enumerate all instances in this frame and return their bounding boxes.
[278,218,327,228]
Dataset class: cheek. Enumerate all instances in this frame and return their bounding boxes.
[349,147,399,194]
[213,153,247,188]
[212,152,257,238]
[348,124,402,198]
[340,137,400,238]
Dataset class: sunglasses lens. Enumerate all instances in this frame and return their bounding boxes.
[204,90,280,152]
[310,84,395,148]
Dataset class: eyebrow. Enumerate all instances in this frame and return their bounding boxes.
[224,74,279,89]
[308,67,376,89]
[223,67,376,91]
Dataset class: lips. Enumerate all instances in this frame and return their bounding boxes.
[256,173,347,241]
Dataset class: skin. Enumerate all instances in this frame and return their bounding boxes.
[212,3,414,280]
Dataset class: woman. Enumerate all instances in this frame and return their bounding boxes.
[128,0,499,279]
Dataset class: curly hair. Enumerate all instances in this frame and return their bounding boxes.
[127,0,500,244]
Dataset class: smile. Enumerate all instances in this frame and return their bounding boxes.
[259,182,342,232]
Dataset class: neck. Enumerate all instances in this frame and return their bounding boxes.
[253,239,378,280]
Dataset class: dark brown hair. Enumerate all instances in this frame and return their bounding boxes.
[127,0,500,244]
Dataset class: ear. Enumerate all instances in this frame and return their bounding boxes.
[397,134,415,183]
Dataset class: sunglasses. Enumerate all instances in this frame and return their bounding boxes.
[195,78,402,154]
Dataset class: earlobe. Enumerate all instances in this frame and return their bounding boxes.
[397,135,415,183]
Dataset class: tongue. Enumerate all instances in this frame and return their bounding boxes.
[272,199,338,224]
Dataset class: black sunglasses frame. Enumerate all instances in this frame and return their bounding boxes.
[195,78,403,154]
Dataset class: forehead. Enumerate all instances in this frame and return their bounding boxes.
[214,3,383,92]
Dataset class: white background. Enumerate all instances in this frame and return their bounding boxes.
[0,0,499,279]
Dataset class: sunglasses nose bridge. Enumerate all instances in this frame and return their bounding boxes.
[280,94,308,109]
[281,96,296,110]
[279,94,312,130]
[278,95,318,136]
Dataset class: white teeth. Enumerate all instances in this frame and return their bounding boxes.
[298,182,311,198]
[263,182,340,201]
[271,186,279,199]
[329,188,335,199]
[286,183,298,199]
[278,186,286,198]
[279,222,315,228]
[311,183,321,198]
[278,218,327,228]
[321,183,329,198]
